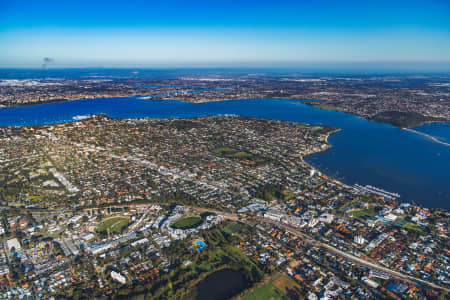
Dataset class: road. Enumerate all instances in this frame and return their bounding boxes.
[193,207,449,292]
[268,220,448,292]
[28,202,449,292]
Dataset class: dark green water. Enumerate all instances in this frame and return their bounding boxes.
[195,269,248,300]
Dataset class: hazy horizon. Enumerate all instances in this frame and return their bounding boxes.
[1,63,450,73]
[1,0,449,70]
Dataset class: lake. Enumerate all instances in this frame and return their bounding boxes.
[195,269,248,300]
[0,97,449,209]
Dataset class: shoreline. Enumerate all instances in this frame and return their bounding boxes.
[300,127,352,190]
[0,95,256,109]
[3,96,449,129]
[1,113,447,212]
[300,101,450,129]
[406,119,450,129]
[301,128,430,208]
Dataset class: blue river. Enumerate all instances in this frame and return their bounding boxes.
[0,97,449,210]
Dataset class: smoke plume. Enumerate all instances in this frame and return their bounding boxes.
[42,57,54,69]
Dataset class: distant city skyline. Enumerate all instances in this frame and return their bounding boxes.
[1,0,449,70]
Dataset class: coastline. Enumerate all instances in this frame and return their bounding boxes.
[0,94,254,109]
[300,127,351,189]
[404,119,450,129]
[300,100,450,130]
[1,98,449,209]
[302,125,448,210]
[4,96,449,129]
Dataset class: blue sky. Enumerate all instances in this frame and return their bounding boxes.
[1,0,449,69]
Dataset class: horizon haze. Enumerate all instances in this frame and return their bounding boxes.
[1,0,449,70]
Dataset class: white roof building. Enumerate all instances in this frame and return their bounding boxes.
[6,238,21,252]
[111,271,127,284]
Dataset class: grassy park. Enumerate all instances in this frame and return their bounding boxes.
[171,216,203,229]
[214,147,254,159]
[403,222,425,233]
[97,216,130,234]
[213,147,267,164]
[243,274,299,300]
[350,206,377,218]
[244,282,287,300]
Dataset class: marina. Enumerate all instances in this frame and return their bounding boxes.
[354,184,401,200]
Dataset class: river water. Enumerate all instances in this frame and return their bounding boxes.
[0,97,449,209]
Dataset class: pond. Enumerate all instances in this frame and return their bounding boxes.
[195,269,248,300]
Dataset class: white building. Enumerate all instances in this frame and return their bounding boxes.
[362,277,379,288]
[319,213,334,224]
[6,238,21,252]
[308,218,319,228]
[82,233,95,241]
[383,213,398,222]
[354,235,366,245]
[111,271,126,284]
[263,210,283,222]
